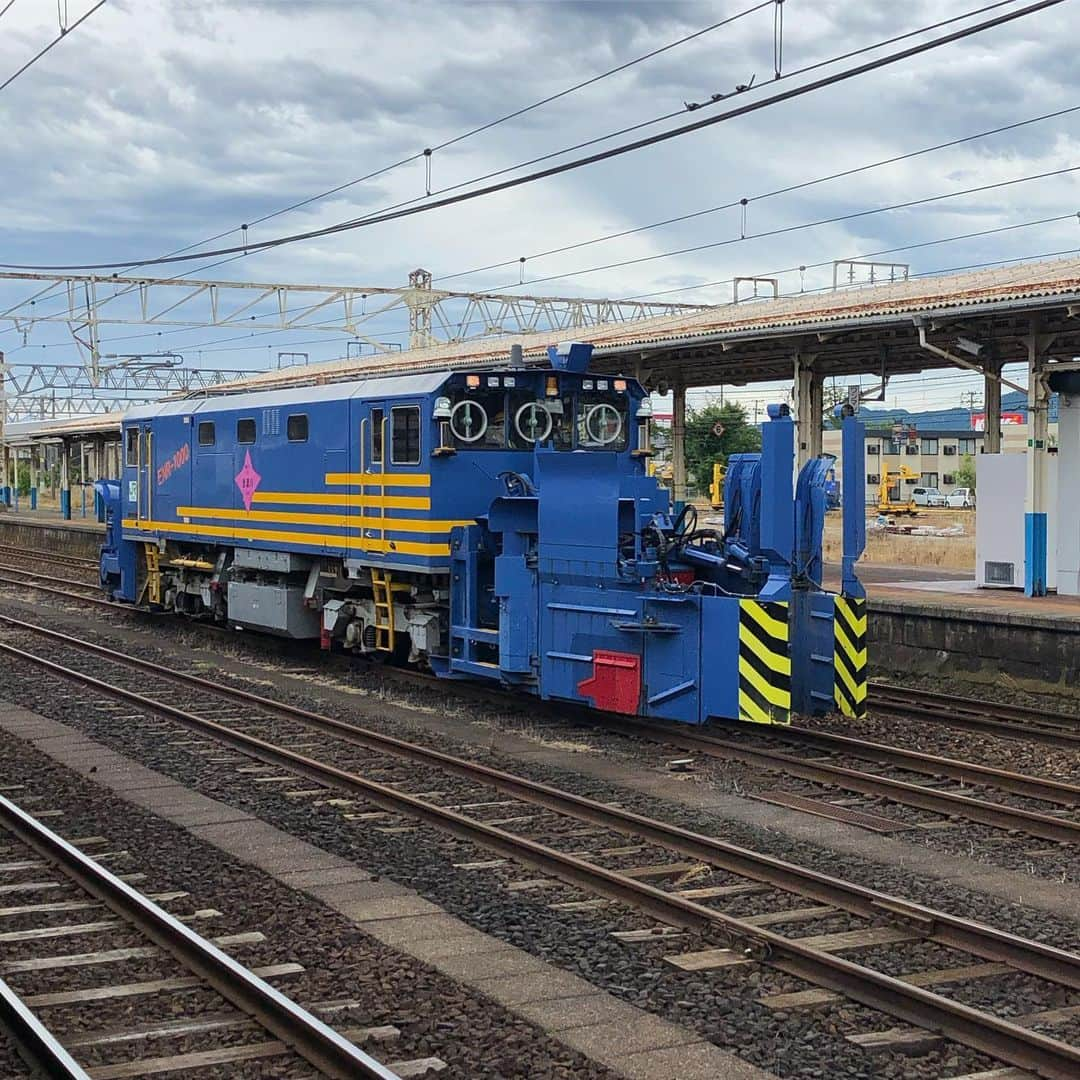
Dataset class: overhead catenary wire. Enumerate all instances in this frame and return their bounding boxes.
[7,94,1073,349]
[3,0,1063,272]
[473,164,1080,291]
[434,102,1080,285]
[118,0,774,265]
[123,0,989,271]
[0,3,772,346]
[0,0,1052,354]
[625,225,1080,303]
[0,2,1066,376]
[5,211,1074,368]
[106,221,1080,363]
[0,0,106,95]
[116,0,1025,274]
[313,0,1041,255]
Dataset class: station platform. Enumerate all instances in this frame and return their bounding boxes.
[0,507,105,532]
[0,508,104,559]
[841,564,1080,691]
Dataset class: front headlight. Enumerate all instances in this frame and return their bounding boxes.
[433,396,452,420]
[636,397,653,419]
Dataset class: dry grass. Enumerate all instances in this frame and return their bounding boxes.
[699,499,977,572]
[824,509,976,571]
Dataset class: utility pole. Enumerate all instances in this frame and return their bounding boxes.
[960,389,982,430]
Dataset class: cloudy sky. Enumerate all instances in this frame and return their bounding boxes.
[1,0,1077,413]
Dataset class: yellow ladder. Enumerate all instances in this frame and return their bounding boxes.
[143,543,162,607]
[371,567,394,652]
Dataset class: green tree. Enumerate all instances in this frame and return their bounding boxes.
[822,385,849,429]
[683,401,762,491]
[955,453,976,491]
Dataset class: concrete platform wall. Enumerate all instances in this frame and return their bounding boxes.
[0,514,104,560]
[869,598,1080,689]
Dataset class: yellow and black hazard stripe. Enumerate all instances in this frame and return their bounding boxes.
[738,600,791,725]
[833,595,868,718]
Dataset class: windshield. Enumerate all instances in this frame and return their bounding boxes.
[448,390,506,449]
[507,390,573,450]
[576,391,628,451]
[447,385,631,452]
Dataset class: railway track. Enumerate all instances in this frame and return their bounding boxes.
[0,793,398,1079]
[0,570,124,611]
[0,565,102,596]
[0,542,99,571]
[870,684,1080,749]
[1,571,1076,844]
[358,662,1080,847]
[1,616,1079,1077]
[8,559,1079,751]
[595,716,1080,845]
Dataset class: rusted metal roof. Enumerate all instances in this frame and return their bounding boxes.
[6,413,124,443]
[196,256,1080,393]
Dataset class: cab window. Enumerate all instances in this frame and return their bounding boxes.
[449,390,505,449]
[391,406,421,465]
[507,390,573,450]
[125,428,140,466]
[577,391,628,451]
[371,408,384,464]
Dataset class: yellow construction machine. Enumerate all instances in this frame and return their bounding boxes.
[878,465,919,515]
[709,463,727,510]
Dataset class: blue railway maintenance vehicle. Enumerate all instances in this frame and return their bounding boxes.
[97,342,868,725]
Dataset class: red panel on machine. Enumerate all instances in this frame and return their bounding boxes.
[577,650,641,715]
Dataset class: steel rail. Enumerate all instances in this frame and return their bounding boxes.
[0,564,100,592]
[878,683,1080,728]
[4,603,1075,837]
[0,542,99,569]
[0,576,122,610]
[0,793,399,1080]
[1,615,1078,991]
[603,718,1080,844]
[0,975,90,1079]
[773,725,1080,807]
[1,640,1078,1078]
[870,687,1080,749]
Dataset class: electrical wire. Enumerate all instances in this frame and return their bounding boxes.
[475,164,1080,291]
[434,103,1080,284]
[0,3,771,347]
[0,0,1051,355]
[110,1,773,267]
[137,223,1080,362]
[0,2,17,22]
[4,0,1061,272]
[624,220,1080,302]
[7,212,1074,368]
[0,0,106,95]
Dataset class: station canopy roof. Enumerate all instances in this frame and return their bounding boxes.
[5,413,124,446]
[200,256,1080,394]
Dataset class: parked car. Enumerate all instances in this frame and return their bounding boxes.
[911,486,942,506]
[942,487,975,508]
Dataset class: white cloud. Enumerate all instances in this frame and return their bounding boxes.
[1,0,1077,404]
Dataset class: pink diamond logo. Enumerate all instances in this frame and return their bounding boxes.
[235,451,261,510]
